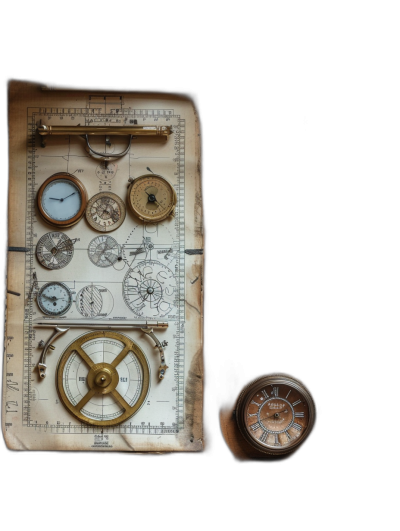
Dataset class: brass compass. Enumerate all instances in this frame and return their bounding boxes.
[85,192,126,232]
[127,174,177,222]
[235,374,316,456]
[56,331,150,427]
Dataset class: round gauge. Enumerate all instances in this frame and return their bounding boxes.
[127,174,177,222]
[85,192,126,232]
[87,235,121,268]
[235,374,316,456]
[37,173,88,227]
[56,331,150,427]
[37,281,72,316]
[36,231,76,270]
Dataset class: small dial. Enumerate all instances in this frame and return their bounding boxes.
[85,192,126,232]
[37,173,88,227]
[37,282,72,316]
[235,374,315,456]
[87,235,121,268]
[127,174,177,222]
[36,232,77,270]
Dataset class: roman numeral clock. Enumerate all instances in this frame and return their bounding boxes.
[234,374,316,456]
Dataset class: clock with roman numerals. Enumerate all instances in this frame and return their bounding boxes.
[235,374,315,456]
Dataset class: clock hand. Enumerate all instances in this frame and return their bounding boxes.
[42,294,57,301]
[48,192,75,202]
[260,410,288,422]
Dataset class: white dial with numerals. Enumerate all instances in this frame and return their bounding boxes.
[37,282,72,316]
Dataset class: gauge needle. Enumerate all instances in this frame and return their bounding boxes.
[42,294,65,302]
[49,193,75,202]
[144,190,161,207]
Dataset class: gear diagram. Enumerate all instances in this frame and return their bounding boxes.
[122,260,177,318]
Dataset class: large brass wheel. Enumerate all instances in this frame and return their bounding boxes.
[56,331,150,426]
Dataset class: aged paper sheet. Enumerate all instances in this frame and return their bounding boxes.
[3,81,203,451]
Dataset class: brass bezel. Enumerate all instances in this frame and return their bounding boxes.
[85,192,126,232]
[37,173,88,228]
[56,331,150,427]
[235,374,316,456]
[127,173,177,223]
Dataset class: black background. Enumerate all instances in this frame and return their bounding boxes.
[0,64,335,491]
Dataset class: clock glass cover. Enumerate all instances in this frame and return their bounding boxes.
[236,374,315,455]
[38,173,87,227]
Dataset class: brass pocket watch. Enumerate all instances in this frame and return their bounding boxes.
[85,192,126,232]
[127,174,177,222]
[235,374,315,456]
[37,173,88,227]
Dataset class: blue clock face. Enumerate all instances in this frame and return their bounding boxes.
[41,179,82,221]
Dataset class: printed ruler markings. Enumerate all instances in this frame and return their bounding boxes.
[25,108,184,434]
[23,112,37,426]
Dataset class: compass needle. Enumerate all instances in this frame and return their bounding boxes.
[127,174,177,222]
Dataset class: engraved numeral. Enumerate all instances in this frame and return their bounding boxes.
[292,399,301,407]
[285,430,291,440]
[294,412,304,418]
[292,423,302,431]
[248,413,258,417]
[286,390,292,399]
[274,434,280,446]
[261,389,269,399]
[250,422,261,431]
[259,431,268,443]
[251,400,261,407]
[273,387,279,397]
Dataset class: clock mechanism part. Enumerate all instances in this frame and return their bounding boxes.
[36,281,73,316]
[127,174,177,222]
[37,173,88,227]
[36,231,79,270]
[235,374,316,456]
[56,331,150,426]
[85,192,126,232]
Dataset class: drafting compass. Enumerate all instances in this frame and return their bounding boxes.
[127,174,177,222]
[37,281,73,316]
[235,374,316,456]
[37,173,88,227]
[36,231,79,270]
[85,192,126,232]
[56,331,150,426]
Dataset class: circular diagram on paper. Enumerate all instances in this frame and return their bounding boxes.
[88,235,121,268]
[95,163,117,181]
[122,260,177,318]
[122,222,177,269]
[76,284,114,318]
